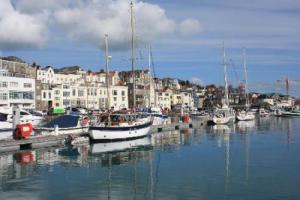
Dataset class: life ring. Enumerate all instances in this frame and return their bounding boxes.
[81,117,90,126]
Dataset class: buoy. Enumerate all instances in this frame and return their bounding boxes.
[14,123,33,139]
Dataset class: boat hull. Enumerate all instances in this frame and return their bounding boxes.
[236,114,255,121]
[89,122,152,141]
[35,126,89,136]
[213,116,235,125]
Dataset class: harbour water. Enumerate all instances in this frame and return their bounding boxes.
[1,117,300,200]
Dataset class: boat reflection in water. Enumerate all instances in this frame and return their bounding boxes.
[212,124,232,134]
[235,120,256,133]
[89,136,152,155]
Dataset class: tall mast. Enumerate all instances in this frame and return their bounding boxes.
[148,44,152,107]
[243,48,249,107]
[105,34,110,110]
[223,42,229,106]
[130,1,136,108]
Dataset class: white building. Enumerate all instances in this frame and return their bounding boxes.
[37,67,128,110]
[0,69,35,109]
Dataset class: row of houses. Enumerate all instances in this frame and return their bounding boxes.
[0,57,296,111]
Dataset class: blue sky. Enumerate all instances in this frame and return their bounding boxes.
[1,0,300,96]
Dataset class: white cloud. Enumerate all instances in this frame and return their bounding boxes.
[0,0,200,50]
[53,0,177,50]
[190,77,204,85]
[15,0,69,14]
[0,0,47,49]
[178,19,202,36]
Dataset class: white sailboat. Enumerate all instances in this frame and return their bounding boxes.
[146,45,168,125]
[89,2,152,141]
[212,43,235,125]
[236,48,255,121]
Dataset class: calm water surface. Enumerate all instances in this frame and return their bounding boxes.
[1,117,300,200]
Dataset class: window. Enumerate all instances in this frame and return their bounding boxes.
[100,90,102,95]
[94,89,97,96]
[55,97,60,100]
[48,92,51,99]
[63,91,70,97]
[72,89,76,96]
[55,90,60,95]
[63,85,69,89]
[0,82,7,88]
[122,97,125,101]
[0,93,7,100]
[10,82,18,87]
[23,92,34,100]
[121,91,125,96]
[113,90,118,95]
[113,97,117,101]
[78,90,84,97]
[43,92,46,99]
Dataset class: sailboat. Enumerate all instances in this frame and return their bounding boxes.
[144,45,168,125]
[236,48,255,121]
[212,43,236,125]
[89,2,152,141]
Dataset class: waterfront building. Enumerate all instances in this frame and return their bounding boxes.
[119,69,154,108]
[0,69,35,109]
[155,88,173,110]
[179,89,194,109]
[36,66,128,111]
[162,78,181,90]
[0,57,36,79]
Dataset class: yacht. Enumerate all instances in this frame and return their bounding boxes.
[0,107,44,140]
[89,112,152,141]
[259,108,270,117]
[0,107,44,128]
[236,110,255,121]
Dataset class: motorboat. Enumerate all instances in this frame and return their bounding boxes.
[189,110,209,118]
[34,115,90,136]
[0,107,44,139]
[137,107,168,126]
[281,109,300,117]
[236,110,255,121]
[259,108,270,117]
[89,112,152,141]
[0,107,44,127]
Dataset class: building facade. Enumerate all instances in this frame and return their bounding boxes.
[0,69,35,109]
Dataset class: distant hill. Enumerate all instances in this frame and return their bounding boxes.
[0,56,26,63]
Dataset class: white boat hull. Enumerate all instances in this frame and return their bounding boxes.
[89,122,152,141]
[35,126,89,136]
[213,116,235,125]
[236,113,255,121]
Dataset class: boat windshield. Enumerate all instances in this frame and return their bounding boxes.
[110,114,137,123]
[0,113,8,121]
